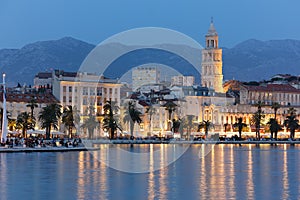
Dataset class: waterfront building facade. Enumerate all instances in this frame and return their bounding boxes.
[52,70,122,116]
[0,87,58,131]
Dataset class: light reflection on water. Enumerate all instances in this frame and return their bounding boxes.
[0,144,300,200]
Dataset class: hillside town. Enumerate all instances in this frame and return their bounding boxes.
[1,21,300,143]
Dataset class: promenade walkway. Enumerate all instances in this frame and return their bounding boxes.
[0,146,99,153]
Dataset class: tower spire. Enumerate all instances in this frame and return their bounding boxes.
[207,17,217,36]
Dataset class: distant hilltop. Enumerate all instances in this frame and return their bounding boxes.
[1,37,300,86]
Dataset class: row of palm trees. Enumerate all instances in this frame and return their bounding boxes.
[13,100,63,139]
[8,99,144,140]
[6,97,300,140]
[239,102,299,140]
[102,100,143,139]
[168,101,299,141]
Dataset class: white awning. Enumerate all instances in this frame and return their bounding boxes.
[27,130,46,134]
[51,131,65,135]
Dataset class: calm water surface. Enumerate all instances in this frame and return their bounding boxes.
[0,144,300,200]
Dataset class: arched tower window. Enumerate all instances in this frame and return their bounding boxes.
[211,40,215,48]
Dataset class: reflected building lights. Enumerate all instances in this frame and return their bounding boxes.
[77,152,86,200]
[199,144,207,197]
[208,146,217,199]
[0,155,7,200]
[158,144,168,199]
[96,151,108,199]
[218,145,226,198]
[282,145,289,200]
[148,144,155,200]
[228,144,236,198]
[247,145,254,198]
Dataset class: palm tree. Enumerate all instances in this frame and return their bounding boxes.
[267,118,281,140]
[198,120,212,140]
[271,102,280,120]
[251,101,265,140]
[62,105,75,138]
[224,123,229,133]
[163,100,177,131]
[26,97,38,118]
[172,118,181,133]
[16,112,34,138]
[183,115,196,140]
[145,104,156,135]
[81,114,99,139]
[103,100,121,139]
[38,103,62,139]
[123,101,142,138]
[233,117,247,140]
[72,106,81,136]
[284,108,299,140]
[8,118,16,132]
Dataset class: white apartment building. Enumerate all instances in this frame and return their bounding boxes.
[52,70,122,116]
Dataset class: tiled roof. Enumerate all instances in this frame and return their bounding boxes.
[62,72,77,77]
[0,92,59,104]
[138,100,150,107]
[243,84,300,93]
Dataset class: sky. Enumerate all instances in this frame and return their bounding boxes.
[0,0,299,49]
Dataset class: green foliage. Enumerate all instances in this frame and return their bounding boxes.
[16,112,35,138]
[198,120,213,139]
[123,101,142,138]
[182,115,197,140]
[38,103,62,139]
[163,100,177,131]
[26,97,38,118]
[146,104,156,134]
[271,102,280,119]
[103,100,121,139]
[233,117,247,139]
[284,108,299,139]
[251,102,265,139]
[62,105,75,138]
[267,118,281,139]
[81,106,99,139]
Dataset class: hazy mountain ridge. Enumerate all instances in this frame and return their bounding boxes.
[0,37,300,85]
[223,39,300,81]
[0,37,95,86]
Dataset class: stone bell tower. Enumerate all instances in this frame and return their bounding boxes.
[201,18,223,93]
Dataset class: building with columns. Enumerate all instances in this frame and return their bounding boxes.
[52,70,122,117]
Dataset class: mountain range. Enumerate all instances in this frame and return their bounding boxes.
[0,37,300,86]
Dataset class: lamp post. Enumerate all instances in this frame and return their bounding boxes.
[1,73,7,142]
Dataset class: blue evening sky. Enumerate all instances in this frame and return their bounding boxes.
[0,0,299,49]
